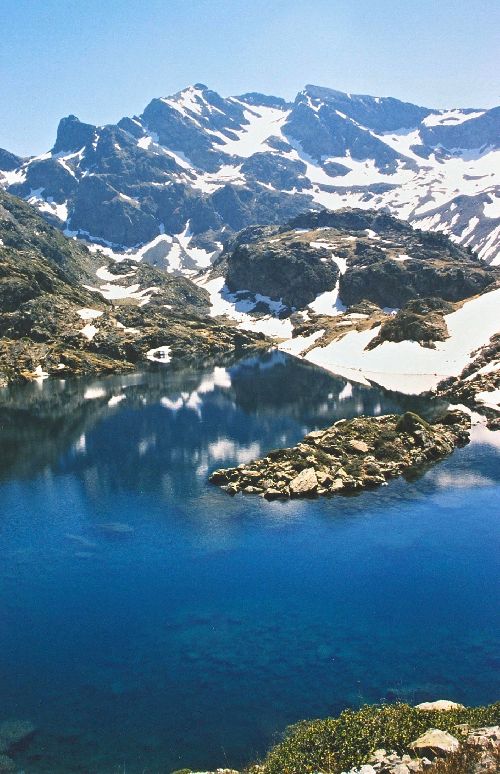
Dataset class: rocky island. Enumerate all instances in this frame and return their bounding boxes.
[209,410,471,498]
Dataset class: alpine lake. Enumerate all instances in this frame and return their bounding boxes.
[0,350,499,773]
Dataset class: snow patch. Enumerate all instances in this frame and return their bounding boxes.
[216,103,289,157]
[108,394,126,407]
[81,323,98,341]
[77,308,103,320]
[146,345,172,363]
[301,287,500,394]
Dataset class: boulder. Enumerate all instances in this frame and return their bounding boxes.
[467,724,500,746]
[415,700,465,711]
[289,467,318,496]
[396,412,431,434]
[190,770,240,774]
[348,439,369,453]
[409,728,459,759]
[264,488,287,500]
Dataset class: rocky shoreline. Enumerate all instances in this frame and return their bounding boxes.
[171,701,500,774]
[209,409,471,499]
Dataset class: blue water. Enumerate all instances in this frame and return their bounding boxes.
[0,351,499,773]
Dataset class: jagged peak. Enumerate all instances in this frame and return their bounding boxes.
[53,114,96,154]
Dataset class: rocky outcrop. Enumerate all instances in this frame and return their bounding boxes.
[219,225,340,309]
[338,233,497,309]
[209,410,471,498]
[347,726,500,774]
[366,298,454,350]
[409,729,460,758]
[415,701,465,712]
[213,209,499,316]
[171,769,241,774]
[0,149,24,172]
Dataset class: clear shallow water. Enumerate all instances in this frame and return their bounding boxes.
[0,351,499,773]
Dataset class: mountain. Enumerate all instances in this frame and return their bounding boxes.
[1,185,498,422]
[0,190,264,385]
[1,83,498,272]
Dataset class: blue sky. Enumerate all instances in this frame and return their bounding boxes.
[1,0,499,156]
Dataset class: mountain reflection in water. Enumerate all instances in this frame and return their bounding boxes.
[0,350,443,485]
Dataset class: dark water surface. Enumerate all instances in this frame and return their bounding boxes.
[0,351,499,773]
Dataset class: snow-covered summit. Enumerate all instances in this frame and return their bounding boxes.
[1,83,499,269]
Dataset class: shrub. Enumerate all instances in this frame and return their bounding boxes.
[263,702,500,774]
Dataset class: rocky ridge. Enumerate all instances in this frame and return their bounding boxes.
[209,410,471,499]
[1,83,499,267]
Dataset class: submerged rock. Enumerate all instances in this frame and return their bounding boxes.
[0,755,16,772]
[96,521,135,535]
[0,719,36,753]
[209,410,471,499]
